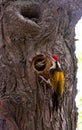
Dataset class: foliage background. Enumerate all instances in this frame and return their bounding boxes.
[75,17,82,130]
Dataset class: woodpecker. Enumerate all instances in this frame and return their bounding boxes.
[39,55,65,112]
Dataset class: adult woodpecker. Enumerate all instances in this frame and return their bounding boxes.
[49,55,65,112]
[40,55,65,112]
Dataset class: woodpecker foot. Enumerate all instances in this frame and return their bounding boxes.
[39,75,49,84]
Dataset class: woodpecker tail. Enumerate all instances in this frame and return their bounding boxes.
[52,91,60,112]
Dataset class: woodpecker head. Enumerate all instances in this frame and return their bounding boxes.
[49,54,61,70]
[52,55,59,62]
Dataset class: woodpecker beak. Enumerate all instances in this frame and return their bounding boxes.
[49,55,56,62]
[35,60,45,67]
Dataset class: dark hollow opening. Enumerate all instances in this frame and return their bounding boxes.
[21,5,40,22]
[34,58,46,71]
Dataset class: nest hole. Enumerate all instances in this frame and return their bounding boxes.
[34,58,46,71]
[32,55,46,72]
[32,54,52,76]
[21,4,40,22]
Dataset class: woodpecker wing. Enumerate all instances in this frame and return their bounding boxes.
[57,72,65,95]
[50,71,64,95]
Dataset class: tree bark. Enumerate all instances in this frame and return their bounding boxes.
[0,0,82,130]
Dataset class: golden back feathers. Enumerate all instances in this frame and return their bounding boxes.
[50,71,65,95]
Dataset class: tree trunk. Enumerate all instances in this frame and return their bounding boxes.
[0,0,82,130]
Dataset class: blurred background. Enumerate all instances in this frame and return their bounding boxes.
[75,17,82,130]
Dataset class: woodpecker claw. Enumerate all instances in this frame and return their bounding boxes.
[39,75,48,84]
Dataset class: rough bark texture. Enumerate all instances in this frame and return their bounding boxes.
[0,0,82,130]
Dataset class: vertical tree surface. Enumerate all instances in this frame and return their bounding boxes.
[0,0,82,130]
